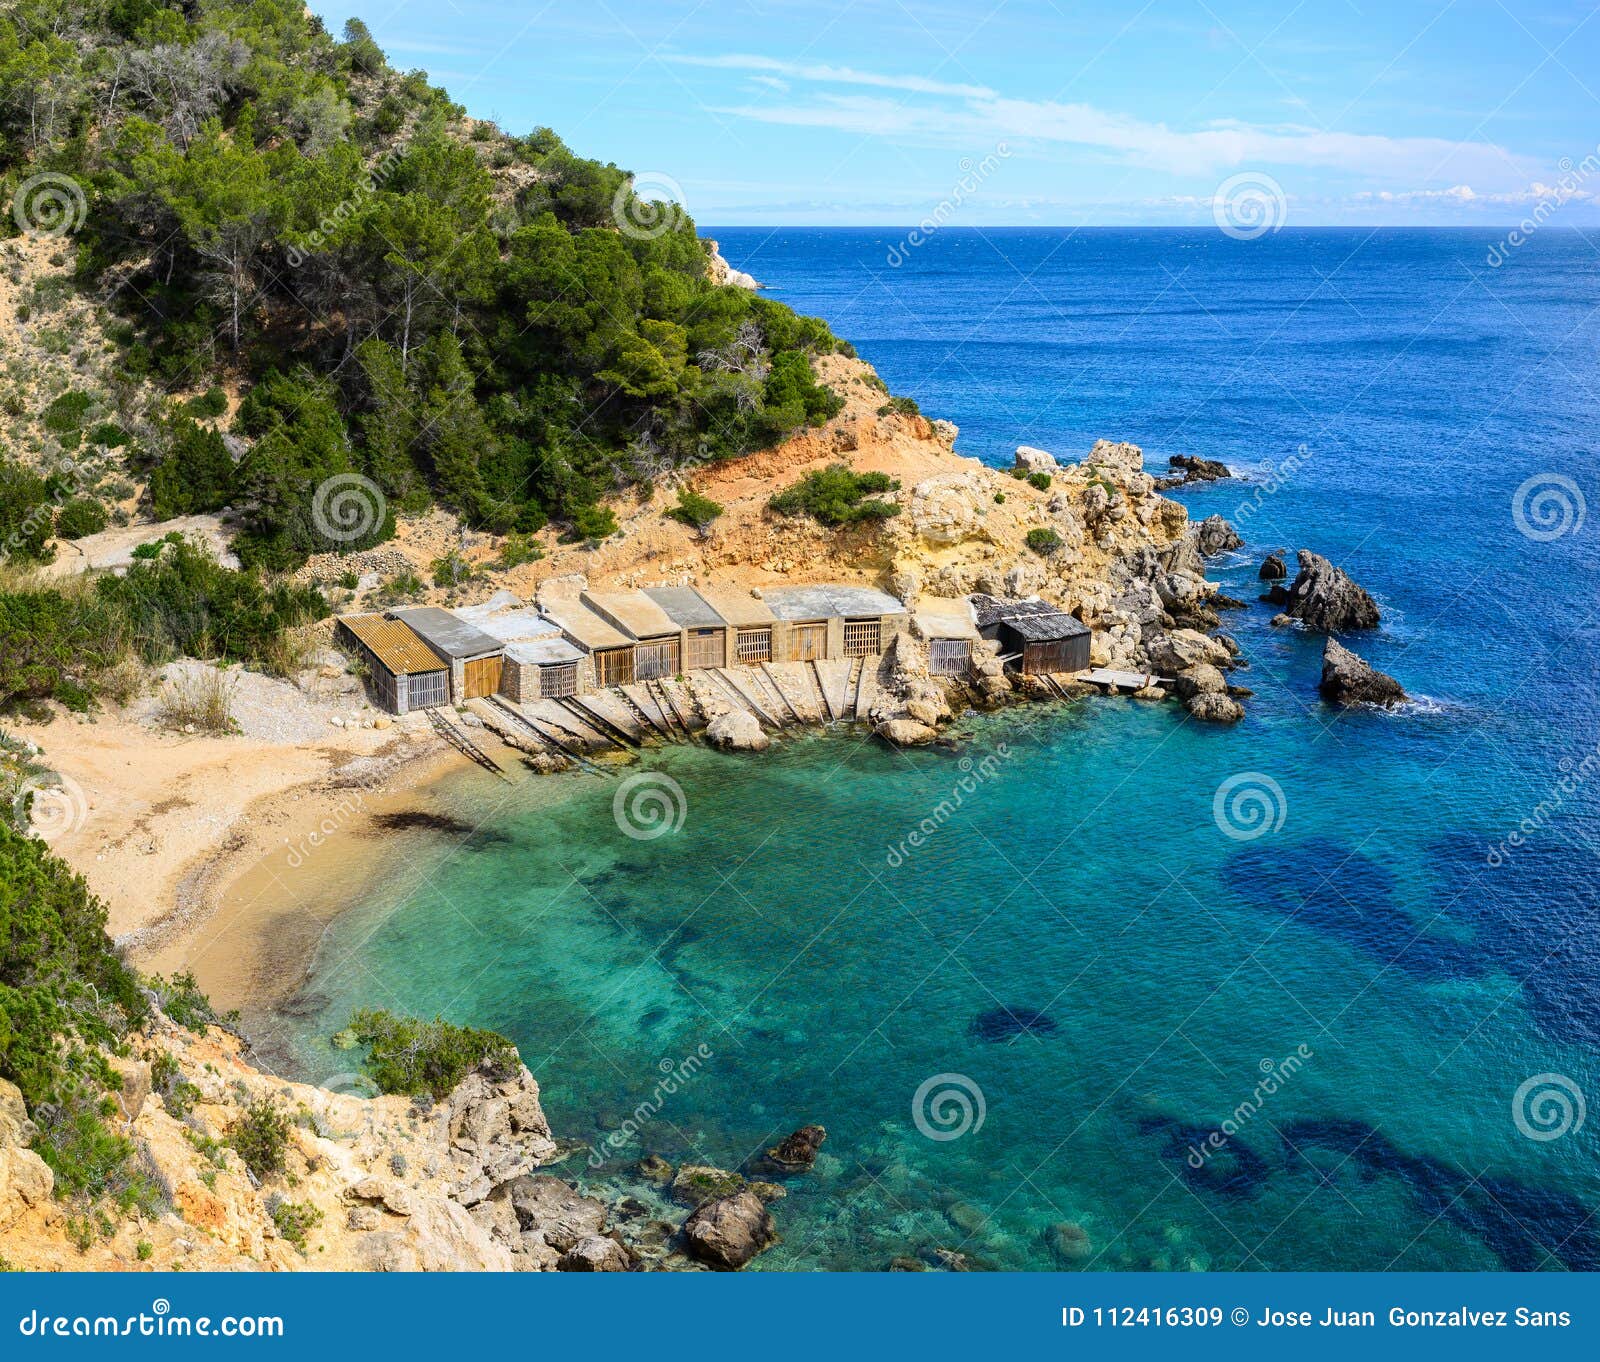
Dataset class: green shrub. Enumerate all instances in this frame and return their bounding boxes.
[876,395,920,418]
[86,423,127,449]
[55,499,108,540]
[666,487,724,537]
[769,464,901,527]
[1025,527,1064,556]
[229,1100,291,1179]
[268,1196,322,1249]
[41,392,93,434]
[570,504,618,543]
[495,533,543,569]
[148,419,236,520]
[0,460,55,562]
[183,388,228,419]
[1026,471,1052,492]
[348,1009,519,1101]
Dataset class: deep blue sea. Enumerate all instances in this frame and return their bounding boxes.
[277,229,1599,1271]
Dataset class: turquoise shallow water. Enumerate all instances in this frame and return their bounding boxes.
[275,229,1599,1270]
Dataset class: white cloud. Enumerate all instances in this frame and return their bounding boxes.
[667,52,997,100]
[689,52,1538,188]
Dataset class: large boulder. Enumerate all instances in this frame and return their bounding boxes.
[707,709,770,752]
[558,1234,632,1272]
[442,1064,558,1205]
[1185,692,1245,724]
[1194,515,1243,557]
[876,717,938,747]
[1166,453,1231,483]
[1082,439,1145,479]
[503,1174,609,1254]
[1281,551,1381,631]
[0,1145,53,1233]
[1147,628,1231,673]
[1320,638,1405,707]
[1171,663,1226,699]
[1014,445,1058,474]
[683,1189,776,1270]
[0,1078,35,1149]
[1258,550,1288,580]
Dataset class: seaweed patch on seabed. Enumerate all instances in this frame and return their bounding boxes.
[1139,1113,1600,1270]
[968,1006,1058,1043]
[1223,838,1482,981]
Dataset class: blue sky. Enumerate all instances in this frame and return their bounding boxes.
[318,1,1600,225]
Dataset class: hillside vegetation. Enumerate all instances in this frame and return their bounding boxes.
[0,0,847,575]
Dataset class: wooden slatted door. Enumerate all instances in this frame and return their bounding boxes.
[462,655,503,699]
[634,638,681,681]
[842,620,881,657]
[595,647,635,688]
[790,623,827,661]
[929,638,971,676]
[686,628,725,671]
[735,627,772,663]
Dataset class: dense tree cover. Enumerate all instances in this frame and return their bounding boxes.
[347,1008,520,1101]
[1,0,848,568]
[769,465,902,527]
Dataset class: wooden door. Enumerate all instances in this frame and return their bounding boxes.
[462,655,503,699]
[635,638,681,681]
[790,623,827,661]
[686,628,725,671]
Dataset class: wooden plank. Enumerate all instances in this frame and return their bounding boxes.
[712,669,783,729]
[658,676,706,731]
[621,683,673,738]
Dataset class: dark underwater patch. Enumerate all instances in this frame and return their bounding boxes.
[968,1006,1059,1042]
[1280,1117,1600,1272]
[1138,1115,1269,1199]
[1224,838,1482,980]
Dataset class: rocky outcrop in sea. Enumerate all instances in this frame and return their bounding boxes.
[1319,638,1405,707]
[1266,549,1382,631]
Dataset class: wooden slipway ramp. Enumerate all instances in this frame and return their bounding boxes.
[428,707,510,780]
[813,659,853,721]
[763,662,825,724]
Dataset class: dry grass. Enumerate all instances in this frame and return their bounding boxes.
[155,668,238,735]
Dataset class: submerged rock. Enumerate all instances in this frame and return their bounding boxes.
[1047,1221,1094,1265]
[1319,638,1405,707]
[1280,550,1381,631]
[683,1189,776,1270]
[763,1124,827,1173]
[1184,692,1245,724]
[670,1164,747,1208]
[876,717,938,747]
[558,1234,632,1271]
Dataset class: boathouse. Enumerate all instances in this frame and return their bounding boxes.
[644,586,732,671]
[694,588,777,665]
[334,614,451,714]
[581,590,685,680]
[453,593,586,701]
[913,597,981,677]
[539,596,638,690]
[762,584,908,661]
[389,606,505,702]
[970,595,1091,675]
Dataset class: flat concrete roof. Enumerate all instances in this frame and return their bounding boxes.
[644,586,727,629]
[454,596,564,646]
[388,606,503,660]
[506,636,584,666]
[691,588,775,628]
[581,590,681,640]
[539,598,632,652]
[914,597,980,640]
[763,584,907,621]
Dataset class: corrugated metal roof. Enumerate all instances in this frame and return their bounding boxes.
[970,594,1068,627]
[1001,612,1089,642]
[389,607,503,660]
[763,584,906,621]
[581,590,680,640]
[644,586,727,628]
[337,615,448,676]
